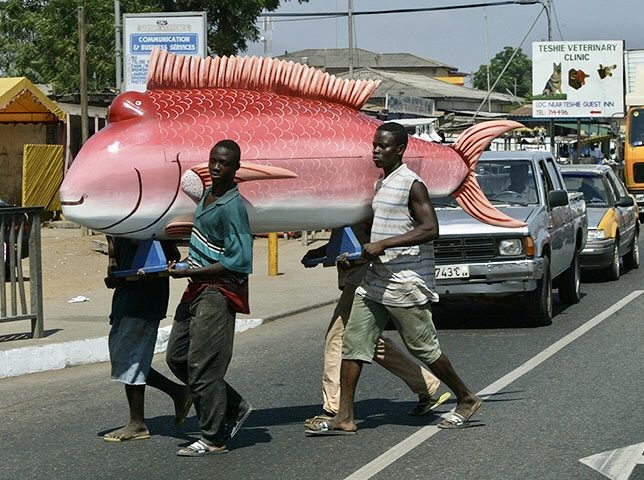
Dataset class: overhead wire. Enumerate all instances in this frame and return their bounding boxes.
[472,7,544,119]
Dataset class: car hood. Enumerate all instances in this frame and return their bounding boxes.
[586,207,611,228]
[436,206,535,235]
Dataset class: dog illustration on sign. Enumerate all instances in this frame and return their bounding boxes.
[542,62,562,95]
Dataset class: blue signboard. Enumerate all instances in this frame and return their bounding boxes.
[129,33,199,54]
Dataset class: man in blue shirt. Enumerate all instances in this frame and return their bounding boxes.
[166,139,253,456]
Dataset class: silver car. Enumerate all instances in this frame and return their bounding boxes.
[561,164,640,280]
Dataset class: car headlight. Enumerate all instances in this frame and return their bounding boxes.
[636,194,644,202]
[587,229,606,240]
[498,238,523,256]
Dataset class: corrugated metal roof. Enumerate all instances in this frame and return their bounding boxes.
[278,48,455,70]
[337,68,518,103]
[0,77,66,123]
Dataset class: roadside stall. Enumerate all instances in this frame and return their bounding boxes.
[0,77,63,337]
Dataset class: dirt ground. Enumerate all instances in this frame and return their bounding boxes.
[38,227,110,299]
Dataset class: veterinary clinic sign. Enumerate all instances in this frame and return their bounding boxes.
[532,40,624,118]
[123,12,207,92]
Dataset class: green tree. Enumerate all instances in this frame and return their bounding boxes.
[472,46,532,99]
[0,0,305,94]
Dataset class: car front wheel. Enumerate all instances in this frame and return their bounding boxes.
[602,242,620,281]
[525,256,553,327]
[558,250,581,304]
[623,231,640,270]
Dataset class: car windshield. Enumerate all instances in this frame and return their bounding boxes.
[562,174,610,206]
[474,160,539,206]
[432,161,539,207]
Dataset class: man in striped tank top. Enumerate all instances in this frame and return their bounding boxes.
[306,123,481,435]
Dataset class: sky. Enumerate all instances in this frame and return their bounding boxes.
[246,0,642,75]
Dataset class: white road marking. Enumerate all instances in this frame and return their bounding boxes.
[345,290,644,480]
[580,442,644,480]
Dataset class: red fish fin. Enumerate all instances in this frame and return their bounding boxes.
[452,176,526,228]
[236,164,298,182]
[181,162,298,202]
[147,49,380,109]
[450,120,527,228]
[451,120,525,171]
[164,222,194,238]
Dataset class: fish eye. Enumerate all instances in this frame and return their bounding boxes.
[107,92,150,123]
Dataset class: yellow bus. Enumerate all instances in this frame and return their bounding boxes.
[624,106,644,212]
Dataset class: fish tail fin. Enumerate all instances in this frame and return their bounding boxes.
[450,120,527,228]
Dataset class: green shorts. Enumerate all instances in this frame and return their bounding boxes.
[342,293,442,366]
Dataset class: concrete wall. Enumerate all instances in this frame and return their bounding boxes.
[0,124,47,204]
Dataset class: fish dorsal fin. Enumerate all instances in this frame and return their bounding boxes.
[146,48,380,110]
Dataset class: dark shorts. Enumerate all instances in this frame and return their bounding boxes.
[108,315,159,385]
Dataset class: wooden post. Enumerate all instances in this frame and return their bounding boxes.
[78,6,89,146]
[268,232,278,276]
[29,210,44,338]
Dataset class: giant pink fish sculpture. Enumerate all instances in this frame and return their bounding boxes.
[60,49,525,239]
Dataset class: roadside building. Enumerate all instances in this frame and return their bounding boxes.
[278,48,466,85]
[340,67,518,114]
[0,77,66,209]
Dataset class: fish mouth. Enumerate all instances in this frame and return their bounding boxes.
[60,195,86,206]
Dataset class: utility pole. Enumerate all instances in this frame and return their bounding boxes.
[544,0,555,154]
[348,0,354,78]
[115,0,122,93]
[261,16,272,57]
[78,6,89,146]
[484,7,491,113]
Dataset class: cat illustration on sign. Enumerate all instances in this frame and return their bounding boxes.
[597,64,617,79]
[542,62,562,95]
[568,68,588,90]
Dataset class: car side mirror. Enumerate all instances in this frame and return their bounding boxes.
[615,196,635,207]
[548,190,569,208]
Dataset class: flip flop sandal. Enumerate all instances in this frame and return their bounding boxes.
[304,414,333,427]
[176,439,228,457]
[103,430,151,442]
[304,420,356,436]
[437,412,467,429]
[437,403,483,429]
[408,392,452,416]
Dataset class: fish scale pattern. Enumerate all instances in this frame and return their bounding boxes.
[147,87,467,203]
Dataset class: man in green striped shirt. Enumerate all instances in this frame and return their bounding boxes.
[166,139,253,456]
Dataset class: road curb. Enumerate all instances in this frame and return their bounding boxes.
[0,300,336,380]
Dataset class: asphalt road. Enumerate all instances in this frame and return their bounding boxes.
[2,242,643,480]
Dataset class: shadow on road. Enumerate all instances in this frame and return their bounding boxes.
[432,292,588,330]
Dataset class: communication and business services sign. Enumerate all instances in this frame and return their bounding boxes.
[532,40,624,118]
[123,12,207,92]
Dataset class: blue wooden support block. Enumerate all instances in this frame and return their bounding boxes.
[113,239,169,276]
[302,226,363,267]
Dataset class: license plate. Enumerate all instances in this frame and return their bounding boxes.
[436,264,470,279]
